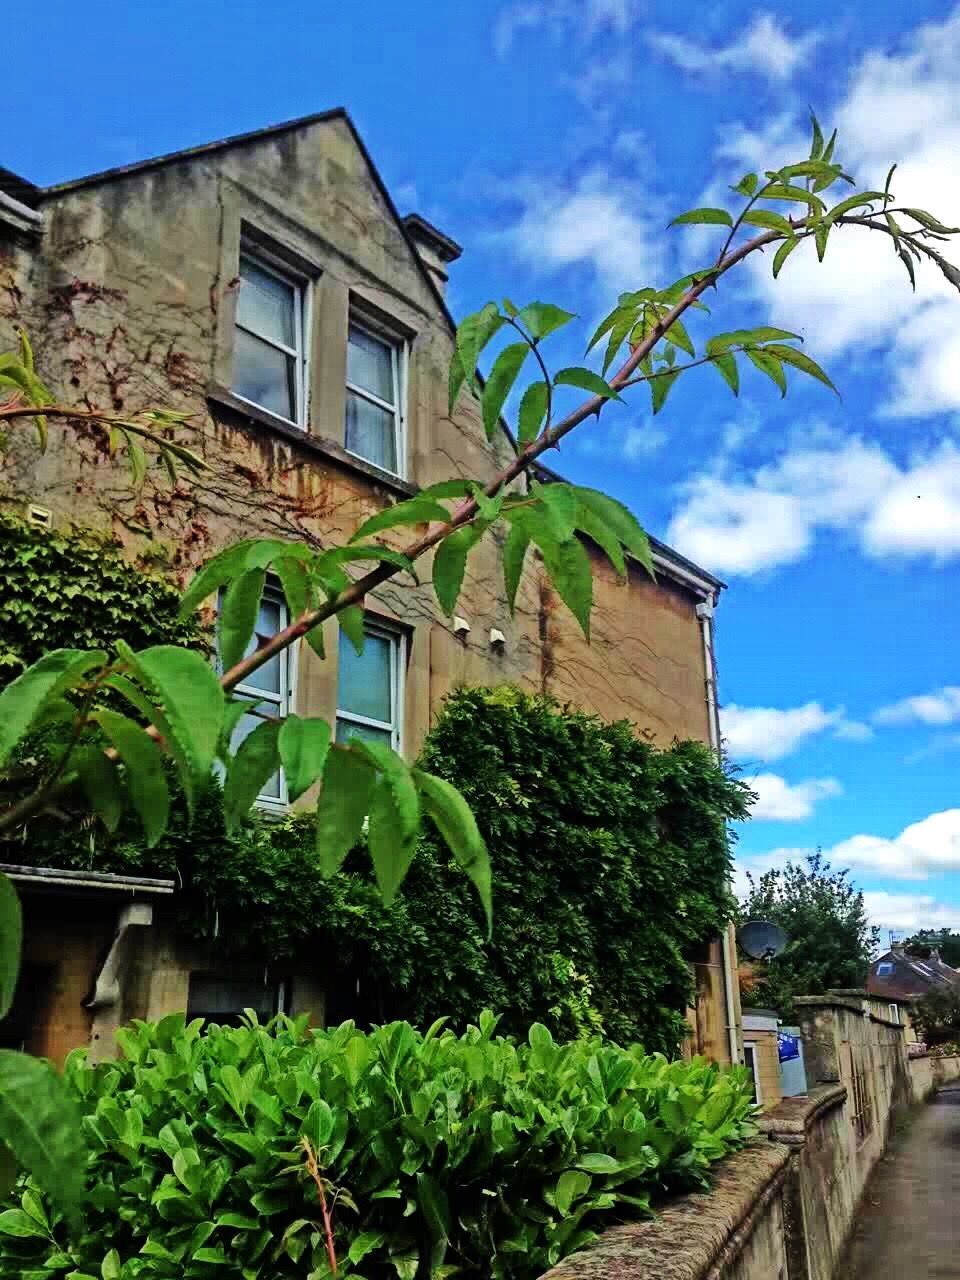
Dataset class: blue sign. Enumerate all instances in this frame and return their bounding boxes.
[778,1032,800,1063]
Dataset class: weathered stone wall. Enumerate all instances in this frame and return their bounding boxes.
[543,999,960,1280]
[0,115,716,753]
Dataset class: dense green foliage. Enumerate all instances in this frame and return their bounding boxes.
[738,852,878,1019]
[0,1014,757,1280]
[912,988,960,1047]
[905,929,960,969]
[0,514,205,687]
[6,688,749,1054]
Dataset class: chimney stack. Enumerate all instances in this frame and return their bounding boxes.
[403,213,462,299]
[931,948,941,963]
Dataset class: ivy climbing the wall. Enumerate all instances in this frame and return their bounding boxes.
[0,513,205,685]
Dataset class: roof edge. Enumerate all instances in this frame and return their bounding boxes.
[40,109,350,198]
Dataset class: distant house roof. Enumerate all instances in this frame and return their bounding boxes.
[867,949,960,1002]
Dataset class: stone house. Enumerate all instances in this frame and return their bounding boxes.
[0,110,743,1065]
[867,942,960,1044]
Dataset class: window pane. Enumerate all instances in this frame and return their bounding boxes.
[233,328,296,421]
[233,597,284,697]
[338,629,392,724]
[347,326,394,402]
[345,391,397,472]
[239,258,296,346]
[187,973,279,1025]
[335,719,393,748]
[231,711,282,797]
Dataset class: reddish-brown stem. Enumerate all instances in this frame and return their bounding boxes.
[301,1138,338,1275]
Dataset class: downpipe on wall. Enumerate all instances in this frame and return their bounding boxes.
[696,597,741,1067]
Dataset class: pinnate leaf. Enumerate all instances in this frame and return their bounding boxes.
[75,749,124,834]
[772,237,799,278]
[315,748,376,876]
[553,367,622,402]
[93,710,169,846]
[456,303,504,394]
[278,716,332,803]
[502,520,531,612]
[350,496,451,542]
[433,524,485,616]
[516,302,576,341]
[223,719,282,833]
[539,535,593,639]
[414,769,492,934]
[669,208,733,228]
[741,210,794,235]
[353,741,421,904]
[764,344,838,395]
[481,342,529,439]
[650,368,680,415]
[0,649,106,768]
[746,348,787,396]
[711,352,739,396]
[218,568,266,674]
[517,380,549,444]
[571,486,654,577]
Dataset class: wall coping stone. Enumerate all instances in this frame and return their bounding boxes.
[757,1084,847,1146]
[793,995,903,1028]
[538,1142,790,1280]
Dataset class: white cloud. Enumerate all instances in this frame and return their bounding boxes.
[497,169,660,294]
[863,891,960,936]
[648,13,821,83]
[747,773,842,821]
[729,7,960,416]
[722,702,870,762]
[831,809,960,880]
[875,687,960,727]
[493,0,642,55]
[667,438,960,575]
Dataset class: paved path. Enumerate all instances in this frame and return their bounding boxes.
[844,1086,960,1278]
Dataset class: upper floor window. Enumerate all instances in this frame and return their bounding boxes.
[335,620,404,751]
[233,253,308,427]
[345,321,405,476]
[221,582,294,809]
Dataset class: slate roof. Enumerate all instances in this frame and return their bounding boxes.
[867,949,960,1002]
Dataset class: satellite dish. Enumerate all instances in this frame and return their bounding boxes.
[738,920,789,961]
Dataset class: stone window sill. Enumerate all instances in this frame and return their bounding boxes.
[207,385,418,499]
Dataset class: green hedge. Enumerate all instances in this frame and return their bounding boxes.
[0,1015,757,1280]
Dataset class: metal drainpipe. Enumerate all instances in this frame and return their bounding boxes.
[696,596,741,1067]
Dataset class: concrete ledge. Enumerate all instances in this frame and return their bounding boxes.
[539,1143,790,1280]
[758,1084,848,1146]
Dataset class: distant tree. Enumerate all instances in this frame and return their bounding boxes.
[739,851,879,1019]
[913,986,960,1047]
[904,929,960,969]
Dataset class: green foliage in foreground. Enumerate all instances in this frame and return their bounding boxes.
[0,1014,757,1280]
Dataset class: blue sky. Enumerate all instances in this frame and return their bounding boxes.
[8,0,960,941]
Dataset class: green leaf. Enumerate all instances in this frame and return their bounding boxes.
[217,568,266,674]
[772,237,800,279]
[515,302,576,342]
[75,749,124,834]
[517,380,549,444]
[825,191,887,222]
[539,536,593,639]
[419,480,473,500]
[711,352,739,396]
[177,539,296,617]
[456,303,505,394]
[746,348,787,396]
[448,350,467,416]
[433,524,485,617]
[278,716,331,803]
[417,1172,451,1254]
[315,748,377,876]
[273,554,310,621]
[899,246,917,290]
[120,645,225,814]
[0,1050,86,1228]
[0,877,21,1022]
[732,173,758,197]
[814,222,829,261]
[669,208,733,228]
[349,1232,388,1266]
[903,208,960,234]
[571,486,654,578]
[601,308,637,376]
[574,502,625,579]
[664,318,695,358]
[502,520,530,612]
[884,211,902,252]
[222,719,281,833]
[764,344,838,395]
[0,1145,15,1201]
[0,648,106,768]
[706,326,801,354]
[555,1170,592,1216]
[650,368,680,415]
[303,1098,335,1149]
[92,710,169,847]
[532,481,578,542]
[760,184,824,211]
[809,111,824,160]
[101,1249,121,1280]
[553,367,622,403]
[321,544,419,582]
[353,741,420,904]
[414,770,492,934]
[350,496,451,543]
[741,210,794,235]
[481,342,529,440]
[0,1209,46,1238]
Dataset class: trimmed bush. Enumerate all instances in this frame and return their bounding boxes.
[0,1014,757,1280]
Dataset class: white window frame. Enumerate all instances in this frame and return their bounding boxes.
[743,1042,762,1104]
[889,1003,900,1023]
[335,619,405,752]
[233,246,312,429]
[345,316,408,478]
[219,580,296,811]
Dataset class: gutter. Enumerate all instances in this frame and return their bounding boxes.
[695,599,741,1067]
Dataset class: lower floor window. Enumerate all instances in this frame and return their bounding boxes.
[335,619,404,750]
[743,1042,761,1104]
[187,972,288,1027]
